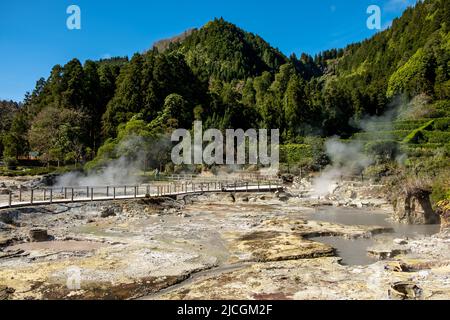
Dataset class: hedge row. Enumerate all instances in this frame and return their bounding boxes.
[432,117,450,131]
[402,120,435,144]
[423,130,450,144]
[353,130,411,141]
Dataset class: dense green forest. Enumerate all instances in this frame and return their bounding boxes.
[1,0,449,186]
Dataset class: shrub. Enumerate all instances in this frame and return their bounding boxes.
[423,131,450,143]
[433,118,450,131]
[431,175,450,205]
[4,156,18,170]
[365,140,400,163]
[280,144,313,164]
[433,100,450,117]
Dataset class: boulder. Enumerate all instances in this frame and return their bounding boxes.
[99,206,119,218]
[0,286,15,300]
[275,191,291,202]
[346,190,357,199]
[280,174,294,184]
[388,281,422,300]
[29,228,50,242]
[367,246,409,260]
[0,210,19,225]
[392,188,440,225]
[393,238,408,245]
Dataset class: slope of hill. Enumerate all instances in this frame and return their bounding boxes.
[320,0,450,115]
[171,18,288,82]
[153,29,196,53]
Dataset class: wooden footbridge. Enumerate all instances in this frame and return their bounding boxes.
[0,178,283,209]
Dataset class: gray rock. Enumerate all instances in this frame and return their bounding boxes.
[29,228,50,242]
[388,281,422,300]
[392,188,440,225]
[393,238,408,245]
[100,207,116,218]
[0,285,15,300]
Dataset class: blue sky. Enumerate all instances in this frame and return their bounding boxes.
[0,0,418,102]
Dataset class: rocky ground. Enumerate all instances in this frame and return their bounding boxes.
[0,176,448,300]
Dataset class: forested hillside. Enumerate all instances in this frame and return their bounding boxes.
[2,0,449,177]
[0,100,21,158]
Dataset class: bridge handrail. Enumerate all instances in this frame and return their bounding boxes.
[1,179,283,209]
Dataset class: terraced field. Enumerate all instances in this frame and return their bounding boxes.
[350,116,450,164]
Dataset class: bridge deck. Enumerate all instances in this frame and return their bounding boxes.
[0,183,281,210]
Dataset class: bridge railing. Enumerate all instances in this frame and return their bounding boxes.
[1,179,283,209]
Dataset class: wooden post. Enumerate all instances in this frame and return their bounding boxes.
[106,186,109,197]
[113,187,116,200]
[124,186,127,196]
[19,186,22,202]
[8,191,12,207]
[258,180,260,192]
[134,186,137,198]
[86,187,89,198]
[50,189,53,204]
[91,188,94,201]
[43,189,46,201]
[64,188,67,199]
[31,189,34,204]
[71,188,74,202]
[207,183,210,192]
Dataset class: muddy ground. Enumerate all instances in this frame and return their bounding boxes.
[0,179,449,300]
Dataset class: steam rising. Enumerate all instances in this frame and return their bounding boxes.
[55,135,172,187]
[312,99,408,197]
[55,157,144,187]
[312,138,372,197]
